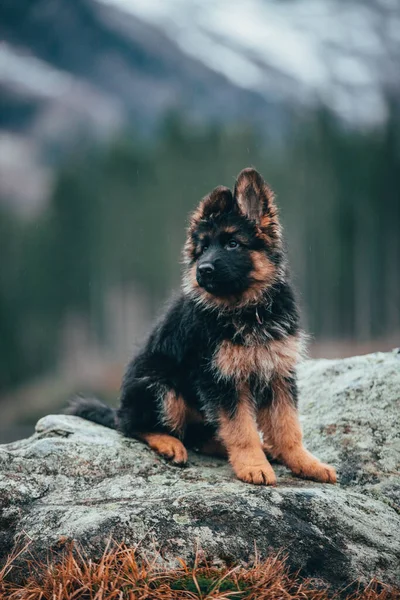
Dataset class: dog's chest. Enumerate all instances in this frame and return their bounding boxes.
[213,335,300,383]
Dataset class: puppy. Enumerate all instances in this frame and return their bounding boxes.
[68,168,337,486]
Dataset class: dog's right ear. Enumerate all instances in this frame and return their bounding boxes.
[190,186,234,226]
[200,186,235,218]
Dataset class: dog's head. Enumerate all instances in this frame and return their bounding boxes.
[183,168,284,309]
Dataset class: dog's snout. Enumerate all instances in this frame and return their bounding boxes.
[198,262,215,276]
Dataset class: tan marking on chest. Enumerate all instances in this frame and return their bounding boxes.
[214,335,301,382]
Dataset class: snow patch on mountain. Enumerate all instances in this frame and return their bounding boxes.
[100,0,399,126]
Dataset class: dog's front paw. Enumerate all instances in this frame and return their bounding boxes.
[292,459,337,484]
[235,461,277,486]
[308,462,337,484]
[281,446,337,484]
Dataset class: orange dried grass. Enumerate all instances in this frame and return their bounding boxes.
[0,541,397,600]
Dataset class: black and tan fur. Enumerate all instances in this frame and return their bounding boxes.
[68,168,336,485]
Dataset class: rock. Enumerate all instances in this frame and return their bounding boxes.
[0,350,399,589]
[299,350,400,509]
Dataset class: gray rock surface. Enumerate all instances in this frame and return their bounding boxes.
[1,350,399,588]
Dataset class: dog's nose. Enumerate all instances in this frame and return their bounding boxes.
[198,263,215,276]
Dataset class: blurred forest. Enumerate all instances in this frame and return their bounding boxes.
[1,106,399,399]
[1,0,400,442]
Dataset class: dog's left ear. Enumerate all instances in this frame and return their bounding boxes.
[233,168,275,226]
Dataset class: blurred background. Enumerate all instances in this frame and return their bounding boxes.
[1,0,399,443]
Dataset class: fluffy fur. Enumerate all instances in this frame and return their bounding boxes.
[68,168,336,485]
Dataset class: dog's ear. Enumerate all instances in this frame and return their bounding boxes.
[233,168,275,226]
[199,186,235,218]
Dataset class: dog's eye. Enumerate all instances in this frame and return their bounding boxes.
[226,239,239,250]
[202,245,209,253]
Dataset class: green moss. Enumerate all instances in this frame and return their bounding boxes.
[169,574,247,597]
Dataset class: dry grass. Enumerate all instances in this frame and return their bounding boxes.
[0,542,398,600]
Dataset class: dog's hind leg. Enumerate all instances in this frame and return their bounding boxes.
[138,389,189,464]
[137,432,188,465]
[118,379,189,465]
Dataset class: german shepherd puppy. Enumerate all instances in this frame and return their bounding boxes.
[68,168,336,486]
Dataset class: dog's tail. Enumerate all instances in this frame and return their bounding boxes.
[65,396,117,429]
